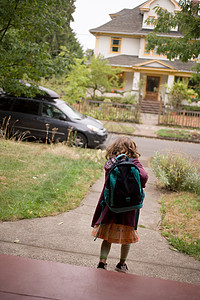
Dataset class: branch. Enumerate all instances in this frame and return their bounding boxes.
[0,0,20,43]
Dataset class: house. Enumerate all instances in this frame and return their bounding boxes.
[89,0,197,111]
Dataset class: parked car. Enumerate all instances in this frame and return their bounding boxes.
[0,86,108,148]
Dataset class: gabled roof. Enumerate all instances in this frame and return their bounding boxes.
[109,9,131,20]
[90,3,182,37]
[90,5,143,35]
[139,0,181,13]
[135,59,176,69]
[106,55,195,73]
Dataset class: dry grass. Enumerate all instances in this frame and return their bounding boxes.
[161,192,200,259]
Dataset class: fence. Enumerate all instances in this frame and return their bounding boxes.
[159,109,200,128]
[73,100,140,123]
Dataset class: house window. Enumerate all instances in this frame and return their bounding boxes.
[110,37,121,53]
[147,16,156,25]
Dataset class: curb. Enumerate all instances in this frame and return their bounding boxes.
[107,130,200,144]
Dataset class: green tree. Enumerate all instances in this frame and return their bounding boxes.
[146,0,200,62]
[64,55,123,103]
[84,49,94,61]
[65,58,90,103]
[0,0,76,96]
[88,55,123,98]
[45,23,83,59]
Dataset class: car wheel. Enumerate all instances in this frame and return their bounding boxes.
[70,132,87,148]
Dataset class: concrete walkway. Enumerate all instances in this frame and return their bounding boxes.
[0,160,200,281]
[0,113,200,299]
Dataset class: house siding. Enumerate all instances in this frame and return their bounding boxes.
[96,36,140,58]
[142,0,178,31]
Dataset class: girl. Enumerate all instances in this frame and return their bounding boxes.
[91,136,148,272]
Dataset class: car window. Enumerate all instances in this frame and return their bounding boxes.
[0,98,13,111]
[58,102,84,120]
[42,103,64,119]
[12,99,39,115]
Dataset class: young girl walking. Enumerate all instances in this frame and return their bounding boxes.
[91,136,148,272]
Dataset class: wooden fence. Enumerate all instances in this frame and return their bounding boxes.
[73,100,140,123]
[73,100,200,129]
[159,109,200,128]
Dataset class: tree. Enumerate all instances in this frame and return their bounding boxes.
[0,0,77,96]
[88,55,123,98]
[65,58,90,103]
[44,23,83,59]
[64,55,123,103]
[84,49,94,61]
[146,0,200,62]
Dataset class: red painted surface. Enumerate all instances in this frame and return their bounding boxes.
[0,254,199,300]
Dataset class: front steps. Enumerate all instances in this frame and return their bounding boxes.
[141,100,161,114]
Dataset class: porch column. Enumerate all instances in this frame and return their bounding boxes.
[165,75,175,105]
[131,72,140,100]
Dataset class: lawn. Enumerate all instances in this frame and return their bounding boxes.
[156,128,200,142]
[160,192,200,260]
[0,140,105,221]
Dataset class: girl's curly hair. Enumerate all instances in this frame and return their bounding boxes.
[105,136,140,159]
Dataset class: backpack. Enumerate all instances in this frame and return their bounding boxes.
[94,154,145,240]
[103,154,145,213]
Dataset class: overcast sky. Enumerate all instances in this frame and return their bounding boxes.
[71,0,146,50]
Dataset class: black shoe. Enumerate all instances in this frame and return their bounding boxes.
[97,262,107,270]
[115,262,128,273]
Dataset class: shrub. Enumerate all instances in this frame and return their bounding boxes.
[151,152,200,195]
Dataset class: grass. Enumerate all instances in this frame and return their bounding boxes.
[103,121,135,134]
[160,192,200,260]
[0,140,105,221]
[156,128,200,141]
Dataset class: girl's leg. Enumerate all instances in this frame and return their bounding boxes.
[99,240,112,264]
[120,243,131,265]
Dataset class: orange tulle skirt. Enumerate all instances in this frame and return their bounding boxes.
[92,223,139,244]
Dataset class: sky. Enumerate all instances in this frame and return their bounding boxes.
[71,0,146,51]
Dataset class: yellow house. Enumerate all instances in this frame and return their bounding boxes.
[90,0,197,110]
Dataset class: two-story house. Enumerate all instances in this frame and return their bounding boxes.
[89,0,197,109]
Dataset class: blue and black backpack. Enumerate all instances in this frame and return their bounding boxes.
[103,154,145,226]
[94,154,145,240]
[104,154,144,212]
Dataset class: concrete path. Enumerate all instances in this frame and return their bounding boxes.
[0,157,200,286]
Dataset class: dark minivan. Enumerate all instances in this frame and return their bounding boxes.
[0,86,108,148]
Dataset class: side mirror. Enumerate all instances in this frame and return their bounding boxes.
[59,114,67,121]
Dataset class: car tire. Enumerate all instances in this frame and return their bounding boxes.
[70,132,87,148]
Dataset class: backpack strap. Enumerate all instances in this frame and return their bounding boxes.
[135,209,140,230]
[116,154,129,162]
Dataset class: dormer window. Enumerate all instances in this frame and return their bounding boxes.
[110,37,121,53]
[147,16,156,25]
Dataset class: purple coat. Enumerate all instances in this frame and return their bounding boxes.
[91,158,148,228]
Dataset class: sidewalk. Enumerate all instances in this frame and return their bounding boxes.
[102,113,200,143]
[0,113,200,299]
